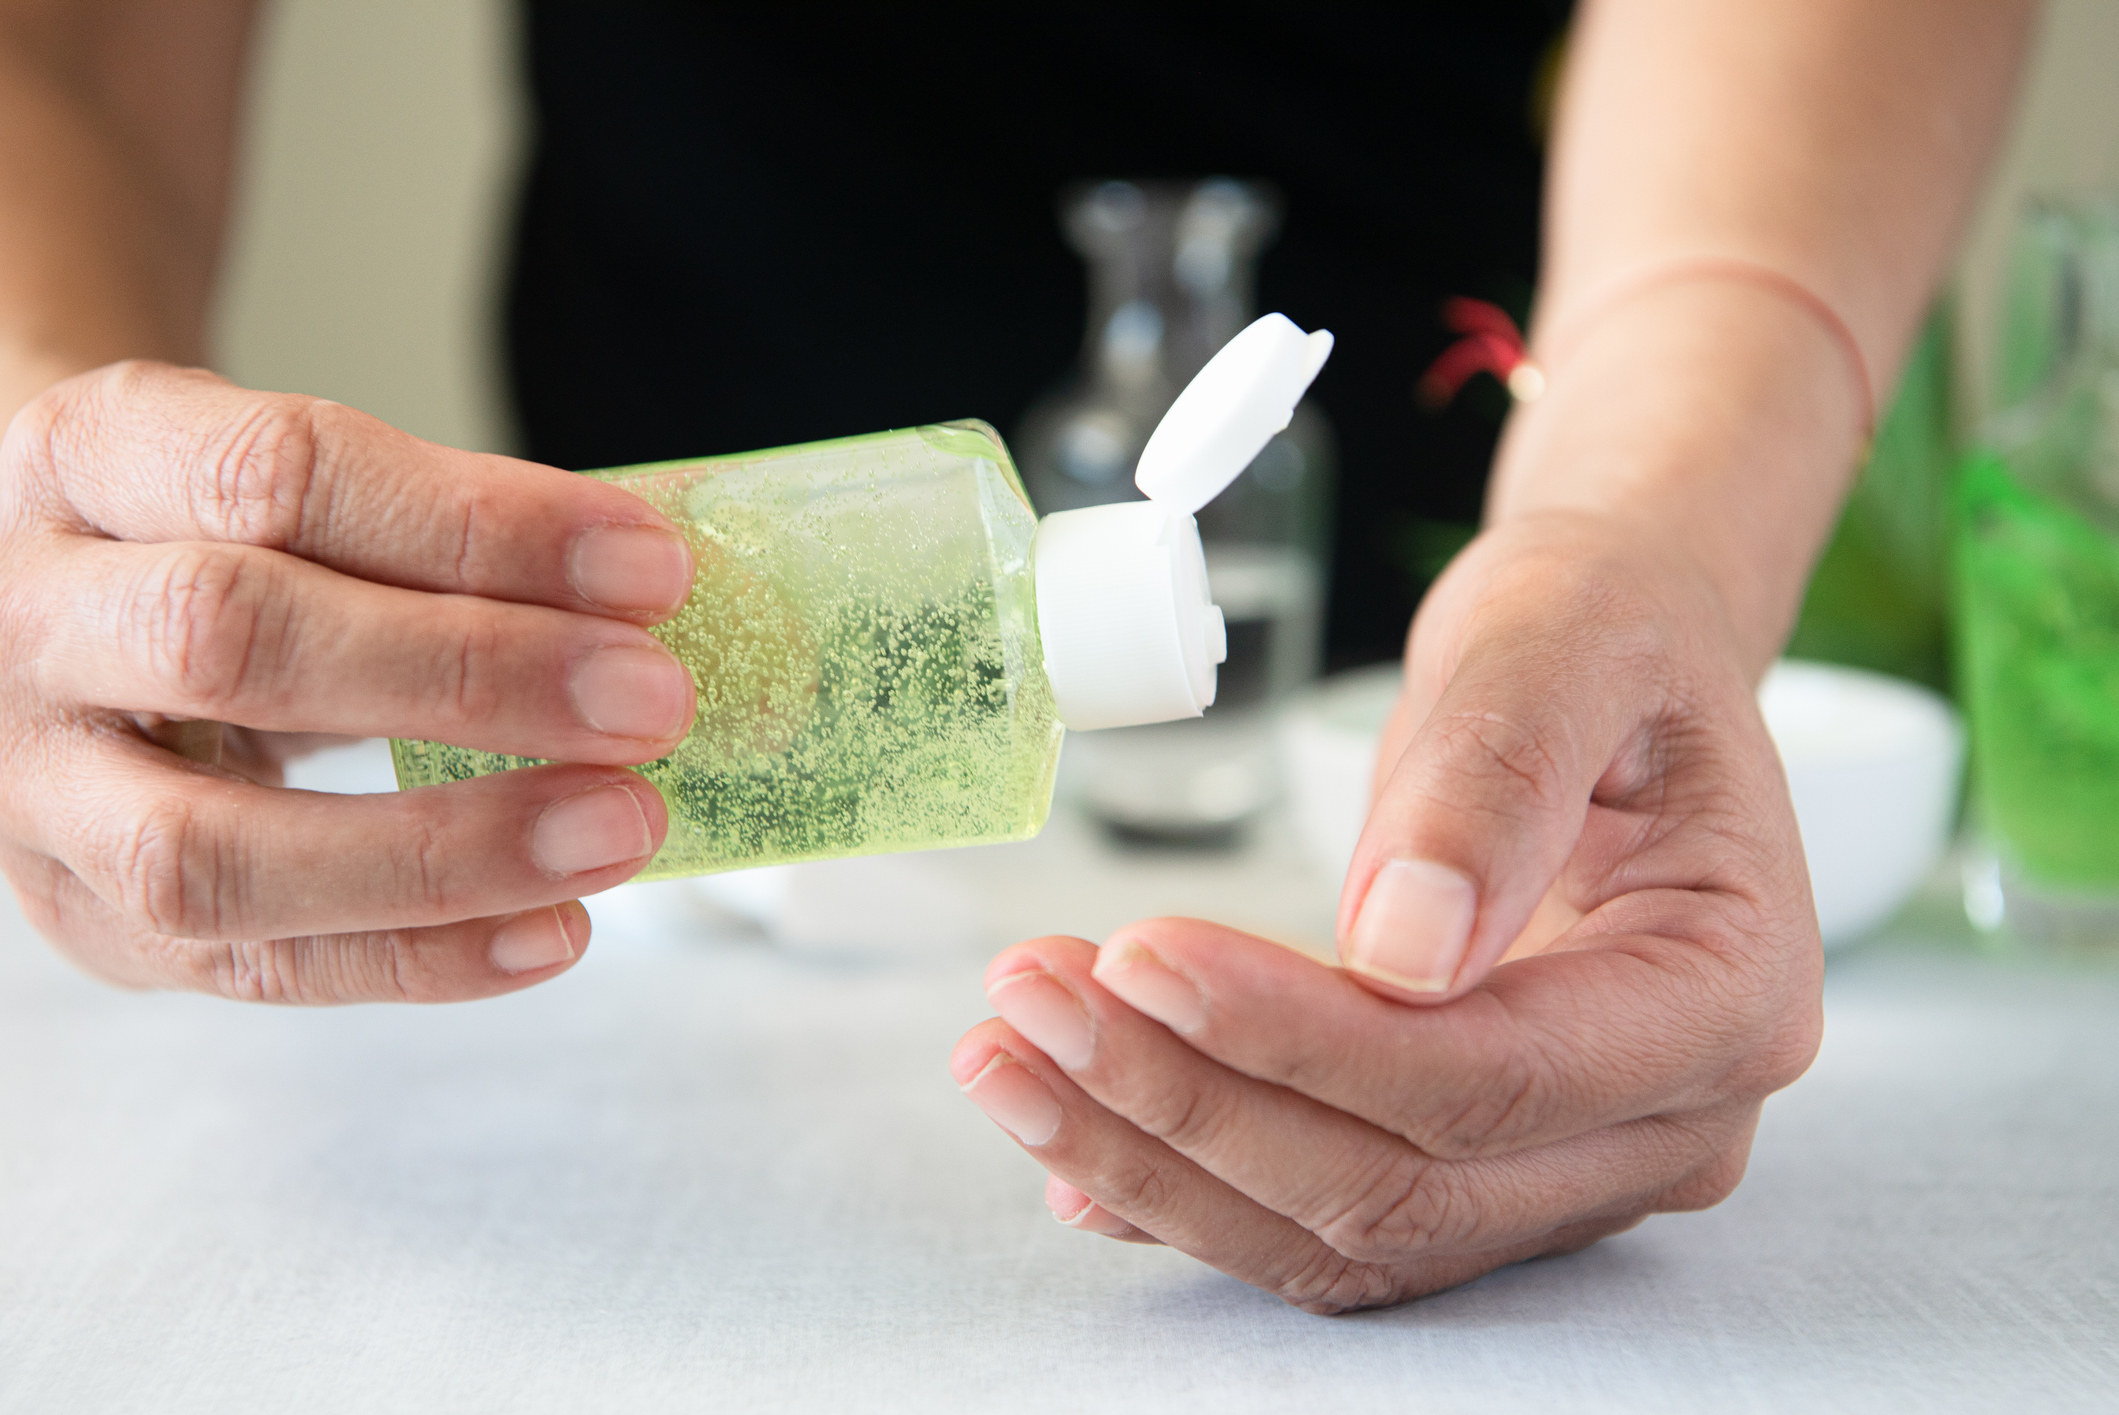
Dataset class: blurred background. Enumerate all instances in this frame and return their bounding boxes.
[209,0,2119,489]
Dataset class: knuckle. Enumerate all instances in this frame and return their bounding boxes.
[4,377,68,478]
[1658,1143,1752,1214]
[2,369,111,524]
[122,545,287,713]
[1717,977,1824,1100]
[394,811,461,918]
[1273,1246,1400,1316]
[192,932,419,1005]
[196,937,292,1002]
[1760,998,1825,1092]
[1129,1074,1233,1154]
[193,394,324,548]
[452,489,483,588]
[436,612,506,728]
[1314,1154,1483,1261]
[97,792,231,939]
[1105,1156,1181,1219]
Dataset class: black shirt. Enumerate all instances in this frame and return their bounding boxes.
[507,2,1568,664]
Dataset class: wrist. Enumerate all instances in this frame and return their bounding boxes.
[1484,276,1870,671]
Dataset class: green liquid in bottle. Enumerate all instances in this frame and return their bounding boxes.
[1954,450,2119,887]
[392,421,1064,880]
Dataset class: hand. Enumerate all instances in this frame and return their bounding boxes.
[0,362,699,1002]
[951,513,1824,1311]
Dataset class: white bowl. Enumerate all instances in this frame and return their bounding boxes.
[1278,659,1964,949]
[1759,660,1963,946]
[1276,664,1406,882]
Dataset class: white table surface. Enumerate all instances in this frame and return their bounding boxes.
[2,743,2116,1413]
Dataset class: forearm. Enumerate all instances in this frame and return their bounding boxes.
[1490,0,2035,671]
[0,2,254,422]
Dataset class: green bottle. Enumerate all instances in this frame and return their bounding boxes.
[1954,195,2119,944]
[392,314,1334,879]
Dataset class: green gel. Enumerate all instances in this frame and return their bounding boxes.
[1955,449,2119,886]
[391,421,1064,880]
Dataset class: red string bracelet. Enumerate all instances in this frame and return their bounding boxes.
[1530,256,1878,438]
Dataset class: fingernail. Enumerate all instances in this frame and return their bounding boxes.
[1345,858,1478,993]
[570,523,693,613]
[489,905,578,974]
[987,968,1095,1070]
[1092,938,1206,1036]
[570,644,694,740]
[1046,1176,1095,1224]
[533,785,652,875]
[959,1053,1061,1147]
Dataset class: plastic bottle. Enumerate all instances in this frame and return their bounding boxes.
[392,313,1334,879]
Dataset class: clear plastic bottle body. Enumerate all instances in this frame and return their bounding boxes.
[392,422,1063,879]
[1015,179,1335,837]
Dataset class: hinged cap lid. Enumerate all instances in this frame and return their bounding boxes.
[1133,312,1335,514]
[1033,311,1333,732]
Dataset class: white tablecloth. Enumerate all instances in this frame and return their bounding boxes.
[2,747,2115,1412]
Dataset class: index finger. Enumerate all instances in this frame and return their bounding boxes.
[1088,907,1821,1160]
[8,362,692,619]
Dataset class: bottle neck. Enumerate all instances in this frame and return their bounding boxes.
[1066,181,1276,402]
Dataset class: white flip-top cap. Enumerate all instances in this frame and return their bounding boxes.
[1135,312,1335,513]
[1033,313,1333,731]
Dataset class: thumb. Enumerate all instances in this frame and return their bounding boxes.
[1336,635,1639,1005]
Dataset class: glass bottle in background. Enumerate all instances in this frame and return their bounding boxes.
[1955,195,2119,949]
[1016,179,1337,840]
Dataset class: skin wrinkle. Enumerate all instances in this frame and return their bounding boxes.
[451,470,481,592]
[250,560,306,716]
[1512,939,1720,1051]
[1294,987,1522,1150]
[1276,1244,1397,1317]
[1423,707,1574,809]
[379,929,413,1003]
[1420,1041,1553,1160]
[276,398,332,553]
[1497,949,1716,1143]
[108,786,198,938]
[143,543,254,711]
[1129,1060,1235,1156]
[199,388,312,549]
[1320,1152,1478,1263]
[402,807,454,924]
[213,551,275,717]
[1105,1144,1183,1221]
[213,936,279,1003]
[1514,948,1788,1119]
[446,613,486,733]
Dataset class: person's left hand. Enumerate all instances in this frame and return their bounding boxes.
[948,512,1824,1312]
[952,922,1769,1310]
